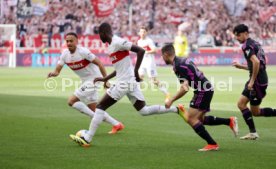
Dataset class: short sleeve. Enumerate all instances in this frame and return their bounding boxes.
[148,39,156,50]
[117,37,132,51]
[244,45,256,59]
[179,77,187,84]
[57,52,65,66]
[82,48,96,61]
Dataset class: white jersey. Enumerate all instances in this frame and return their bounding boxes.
[137,37,156,61]
[137,37,158,77]
[107,35,134,82]
[58,46,101,82]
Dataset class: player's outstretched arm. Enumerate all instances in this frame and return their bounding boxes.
[165,81,189,108]
[47,64,63,78]
[92,57,107,77]
[146,45,156,54]
[131,45,145,82]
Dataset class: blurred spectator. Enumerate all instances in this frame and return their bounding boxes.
[0,0,275,48]
[224,0,247,16]
[174,29,189,57]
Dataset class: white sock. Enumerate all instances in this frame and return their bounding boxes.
[85,109,105,142]
[72,101,119,126]
[159,86,169,95]
[138,105,177,116]
[72,101,94,117]
[103,112,120,126]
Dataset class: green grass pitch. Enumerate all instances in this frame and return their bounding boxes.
[0,66,276,169]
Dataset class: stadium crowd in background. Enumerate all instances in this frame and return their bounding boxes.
[0,0,275,49]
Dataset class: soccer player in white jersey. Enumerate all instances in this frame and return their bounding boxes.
[137,27,170,100]
[47,32,124,134]
[69,23,186,147]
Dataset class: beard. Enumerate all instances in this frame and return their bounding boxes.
[165,60,171,65]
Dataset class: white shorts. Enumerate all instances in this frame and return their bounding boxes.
[138,57,158,78]
[107,81,145,105]
[74,81,100,104]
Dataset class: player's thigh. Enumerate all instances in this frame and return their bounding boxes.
[75,82,98,105]
[127,83,146,111]
[87,102,97,112]
[68,95,80,106]
[96,93,117,110]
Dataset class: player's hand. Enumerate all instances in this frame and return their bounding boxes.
[47,72,59,78]
[104,81,111,89]
[248,81,254,90]
[165,99,173,109]
[94,77,106,83]
[134,70,142,82]
[232,61,241,69]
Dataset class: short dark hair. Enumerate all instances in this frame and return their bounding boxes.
[161,44,175,55]
[99,22,112,34]
[140,26,148,32]
[233,24,249,35]
[65,32,78,39]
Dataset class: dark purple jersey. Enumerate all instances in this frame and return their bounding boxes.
[242,38,268,84]
[173,57,213,92]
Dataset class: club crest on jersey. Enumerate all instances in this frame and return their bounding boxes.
[246,49,250,56]
[110,55,118,62]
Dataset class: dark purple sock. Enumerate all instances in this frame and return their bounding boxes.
[260,108,276,117]
[193,122,217,145]
[242,108,256,133]
[203,116,230,126]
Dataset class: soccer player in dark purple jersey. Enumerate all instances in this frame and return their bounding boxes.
[233,24,276,140]
[161,44,238,151]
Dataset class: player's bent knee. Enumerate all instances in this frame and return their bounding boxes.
[250,109,260,116]
[68,100,75,107]
[138,107,150,116]
[252,113,259,117]
[187,118,197,126]
[96,104,104,110]
[186,114,196,125]
[237,101,246,110]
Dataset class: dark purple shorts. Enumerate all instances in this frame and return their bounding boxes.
[242,81,267,106]
[190,90,214,113]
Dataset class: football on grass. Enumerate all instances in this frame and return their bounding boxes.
[76,129,88,137]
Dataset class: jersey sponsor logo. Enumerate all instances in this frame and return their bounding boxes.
[66,59,90,70]
[109,50,129,64]
[142,45,151,51]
